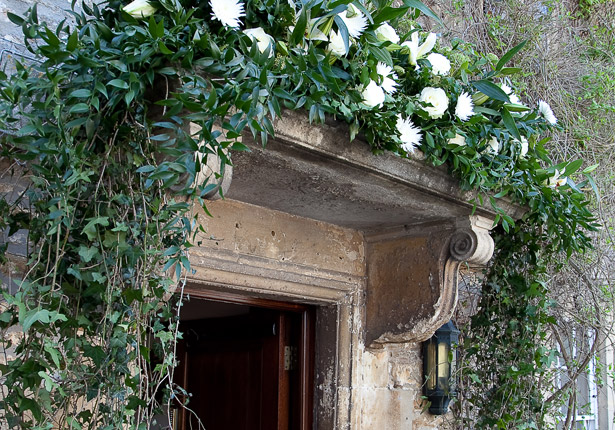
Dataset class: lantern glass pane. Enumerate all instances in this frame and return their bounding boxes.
[437,341,450,391]
[427,341,437,390]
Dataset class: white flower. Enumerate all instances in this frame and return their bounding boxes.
[449,133,467,146]
[513,136,528,157]
[361,80,385,108]
[455,92,474,122]
[500,83,513,95]
[338,4,367,39]
[375,23,400,44]
[209,0,245,29]
[486,136,500,154]
[419,87,449,119]
[509,94,521,105]
[376,62,398,94]
[396,115,422,153]
[538,100,557,125]
[306,18,328,41]
[401,32,437,66]
[243,27,274,56]
[548,169,567,188]
[426,53,450,76]
[327,30,348,56]
[123,0,156,18]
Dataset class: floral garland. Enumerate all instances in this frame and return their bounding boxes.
[0,0,597,428]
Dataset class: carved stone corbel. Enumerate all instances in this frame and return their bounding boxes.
[365,215,495,346]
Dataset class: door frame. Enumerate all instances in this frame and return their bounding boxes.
[180,286,316,430]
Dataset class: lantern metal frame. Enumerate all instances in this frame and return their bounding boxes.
[422,320,460,415]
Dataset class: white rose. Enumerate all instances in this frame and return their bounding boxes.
[361,81,385,108]
[426,53,451,76]
[449,133,467,146]
[328,30,348,57]
[375,23,400,44]
[243,27,275,56]
[486,136,500,154]
[418,87,449,119]
[123,0,157,18]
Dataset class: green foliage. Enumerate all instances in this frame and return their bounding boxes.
[0,0,598,428]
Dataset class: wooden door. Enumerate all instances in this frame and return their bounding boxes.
[174,296,314,430]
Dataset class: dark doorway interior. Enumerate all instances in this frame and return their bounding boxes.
[174,293,315,430]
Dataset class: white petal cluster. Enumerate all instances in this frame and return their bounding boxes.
[362,81,385,108]
[328,30,348,56]
[455,92,474,122]
[513,136,528,157]
[338,4,367,39]
[375,23,400,44]
[486,136,500,154]
[243,27,274,56]
[419,87,449,119]
[123,0,157,18]
[401,32,437,66]
[449,133,467,146]
[548,169,567,188]
[306,18,328,41]
[376,62,398,94]
[538,100,557,125]
[210,0,245,29]
[426,53,450,76]
[396,116,422,153]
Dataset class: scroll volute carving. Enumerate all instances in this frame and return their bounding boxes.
[365,216,494,346]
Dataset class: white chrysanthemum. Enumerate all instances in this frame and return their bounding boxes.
[419,87,449,119]
[500,83,513,95]
[426,53,450,76]
[376,62,398,94]
[509,94,521,104]
[486,136,500,154]
[243,27,274,56]
[327,30,348,56]
[338,4,367,39]
[123,0,156,18]
[361,81,385,108]
[538,100,557,125]
[455,92,474,122]
[401,32,437,66]
[449,133,467,146]
[375,23,400,44]
[396,115,422,153]
[210,0,245,29]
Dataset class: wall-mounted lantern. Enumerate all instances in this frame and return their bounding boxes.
[423,320,460,415]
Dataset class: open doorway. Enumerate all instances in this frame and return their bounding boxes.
[173,292,315,430]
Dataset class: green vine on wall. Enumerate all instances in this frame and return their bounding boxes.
[0,0,598,428]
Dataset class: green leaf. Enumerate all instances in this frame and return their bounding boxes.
[69,103,90,114]
[372,6,409,26]
[472,80,510,102]
[495,40,528,71]
[369,44,393,66]
[501,108,521,141]
[7,12,24,26]
[69,89,91,98]
[290,7,307,46]
[563,159,583,176]
[582,163,598,174]
[66,30,78,51]
[108,79,129,89]
[402,0,442,24]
